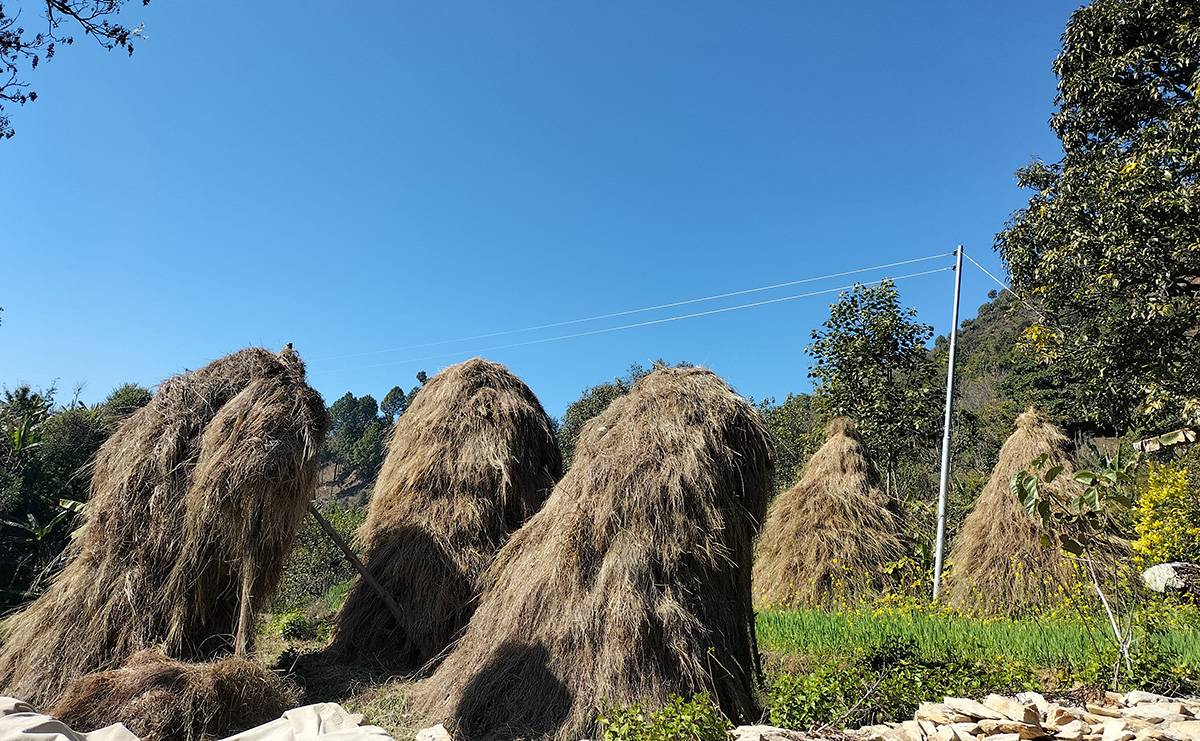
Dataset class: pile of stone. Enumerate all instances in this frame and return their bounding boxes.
[417,691,1200,741]
[851,691,1200,741]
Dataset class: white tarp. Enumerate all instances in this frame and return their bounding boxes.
[0,698,394,741]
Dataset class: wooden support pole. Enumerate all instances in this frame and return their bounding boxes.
[235,552,254,657]
[307,502,405,629]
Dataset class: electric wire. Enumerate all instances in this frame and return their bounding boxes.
[315,266,954,375]
[961,252,1047,321]
[313,251,955,362]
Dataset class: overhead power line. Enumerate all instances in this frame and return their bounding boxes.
[313,251,956,362]
[316,266,954,375]
[961,252,1047,322]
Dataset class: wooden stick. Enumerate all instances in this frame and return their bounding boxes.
[235,553,253,657]
[307,502,405,628]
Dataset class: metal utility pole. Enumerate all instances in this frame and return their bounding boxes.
[932,245,964,601]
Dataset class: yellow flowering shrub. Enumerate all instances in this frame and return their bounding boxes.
[1133,463,1200,566]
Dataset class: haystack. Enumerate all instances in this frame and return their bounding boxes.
[0,346,328,708]
[49,649,299,741]
[330,358,562,668]
[415,366,774,741]
[946,408,1082,615]
[753,417,908,609]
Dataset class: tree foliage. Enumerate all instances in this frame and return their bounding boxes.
[756,393,816,493]
[325,392,387,481]
[807,280,940,488]
[381,385,407,422]
[102,382,152,419]
[996,0,1200,433]
[0,382,148,603]
[1,0,146,138]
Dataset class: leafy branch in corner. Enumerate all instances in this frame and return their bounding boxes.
[0,0,146,138]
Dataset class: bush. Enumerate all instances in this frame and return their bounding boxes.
[598,693,731,741]
[278,612,318,641]
[767,637,1037,728]
[1133,462,1200,566]
[275,504,367,610]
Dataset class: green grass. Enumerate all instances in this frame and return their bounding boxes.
[755,602,1200,670]
[756,601,1200,728]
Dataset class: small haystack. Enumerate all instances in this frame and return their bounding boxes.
[947,408,1080,615]
[0,347,328,708]
[49,649,299,741]
[753,417,908,609]
[415,366,773,741]
[330,358,561,668]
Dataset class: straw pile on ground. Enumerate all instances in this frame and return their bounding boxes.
[330,358,562,669]
[753,417,908,609]
[0,346,328,709]
[415,366,774,741]
[49,649,299,741]
[947,408,1082,615]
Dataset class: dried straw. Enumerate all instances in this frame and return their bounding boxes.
[0,346,327,707]
[946,408,1081,614]
[753,417,908,609]
[331,358,561,669]
[49,648,299,741]
[415,366,773,741]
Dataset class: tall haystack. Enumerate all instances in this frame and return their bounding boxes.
[330,358,562,668]
[947,408,1081,615]
[0,346,328,708]
[415,366,774,741]
[753,417,908,609]
[50,649,300,741]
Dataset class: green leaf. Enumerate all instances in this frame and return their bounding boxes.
[1045,465,1064,483]
[1059,535,1084,556]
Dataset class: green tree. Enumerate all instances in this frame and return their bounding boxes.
[807,281,940,493]
[756,393,815,493]
[996,0,1200,433]
[403,370,430,409]
[0,385,112,603]
[381,385,407,421]
[101,383,152,420]
[37,402,110,503]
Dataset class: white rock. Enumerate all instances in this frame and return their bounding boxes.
[919,704,977,725]
[945,698,1007,721]
[1102,720,1136,741]
[900,720,925,741]
[731,725,809,741]
[415,724,453,741]
[1048,706,1084,730]
[1018,693,1051,715]
[1126,693,1174,707]
[858,724,895,741]
[977,719,1045,739]
[1057,720,1087,741]
[984,696,1041,726]
[1125,704,1192,722]
[1167,721,1200,741]
[934,726,958,741]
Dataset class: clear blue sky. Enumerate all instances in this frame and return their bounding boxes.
[1,1,1078,418]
